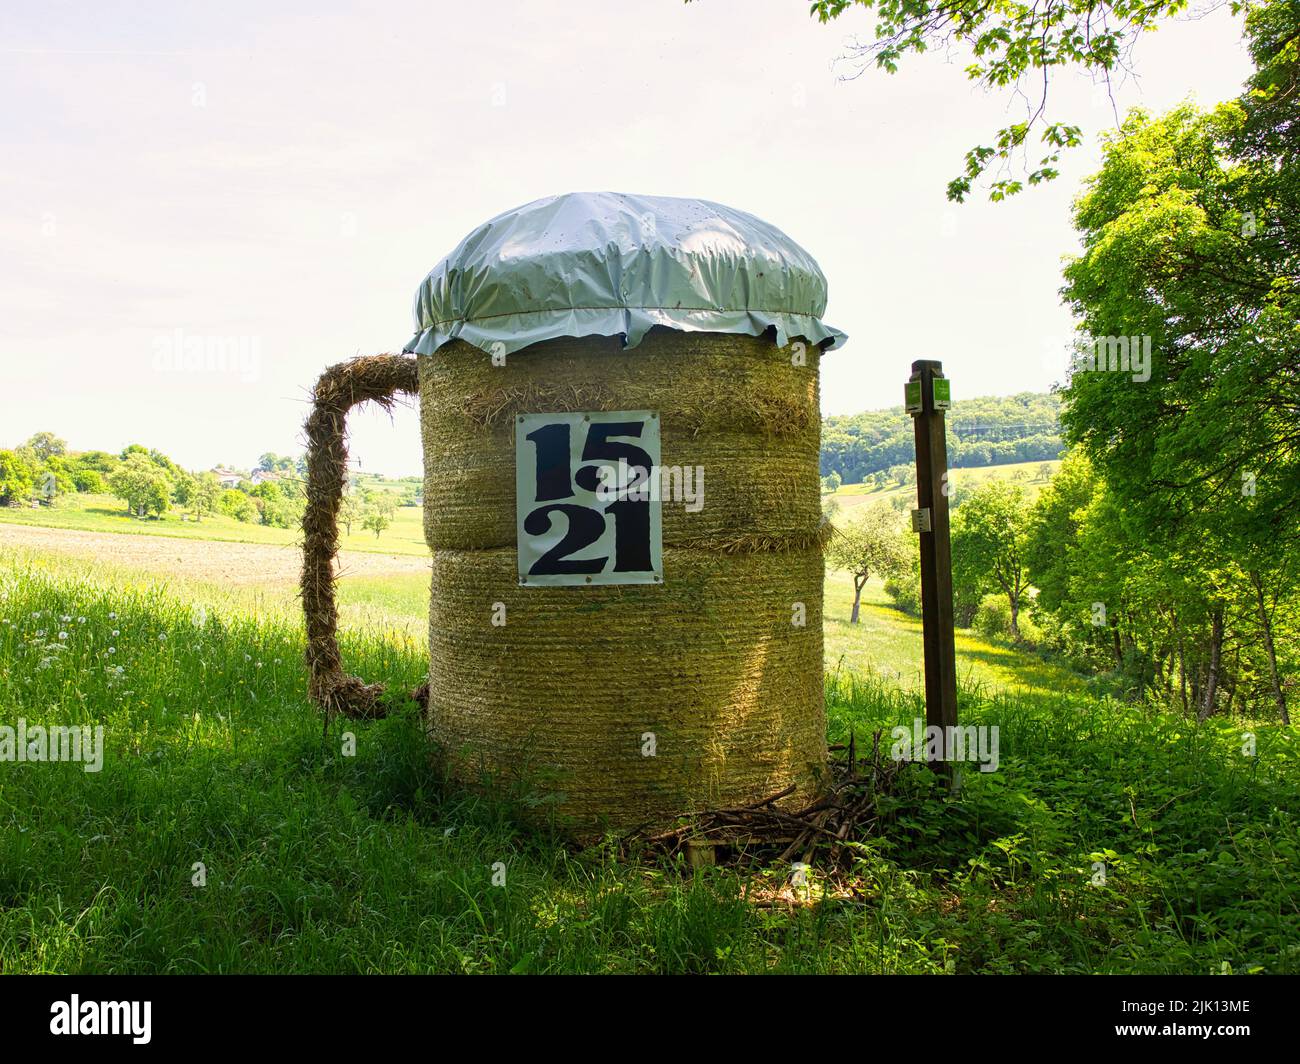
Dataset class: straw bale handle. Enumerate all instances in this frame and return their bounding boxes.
[301,354,421,721]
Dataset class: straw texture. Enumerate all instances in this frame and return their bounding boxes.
[301,353,419,720]
[418,328,828,829]
[419,329,823,552]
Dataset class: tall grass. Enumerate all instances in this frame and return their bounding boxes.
[1,563,1296,974]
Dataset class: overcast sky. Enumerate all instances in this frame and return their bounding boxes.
[2,1,1254,476]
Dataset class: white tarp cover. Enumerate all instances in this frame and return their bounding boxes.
[405,191,847,357]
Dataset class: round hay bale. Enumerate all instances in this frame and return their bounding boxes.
[418,328,828,830]
[300,192,845,834]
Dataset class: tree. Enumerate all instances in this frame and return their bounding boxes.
[362,509,391,538]
[0,450,34,505]
[822,471,842,493]
[74,450,117,473]
[26,432,66,461]
[804,0,1234,201]
[71,468,105,493]
[1060,38,1299,556]
[340,492,361,537]
[1053,11,1299,716]
[257,452,296,474]
[1025,452,1102,619]
[217,489,257,523]
[108,454,171,518]
[952,482,1033,640]
[825,505,911,623]
[886,464,913,487]
[253,480,305,528]
[172,471,197,510]
[191,472,221,523]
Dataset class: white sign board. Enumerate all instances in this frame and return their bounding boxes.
[515,410,663,586]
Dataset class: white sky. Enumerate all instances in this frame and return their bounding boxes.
[1,1,1253,476]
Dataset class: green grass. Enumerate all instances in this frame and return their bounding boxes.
[1,554,1296,974]
[0,493,428,556]
[824,572,1085,697]
[827,459,1061,516]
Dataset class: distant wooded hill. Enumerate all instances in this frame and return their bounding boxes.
[821,392,1062,484]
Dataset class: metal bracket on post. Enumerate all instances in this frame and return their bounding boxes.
[907,360,959,782]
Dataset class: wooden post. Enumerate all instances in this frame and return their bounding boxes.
[906,360,958,777]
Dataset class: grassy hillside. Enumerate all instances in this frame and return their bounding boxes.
[0,492,428,556]
[1,539,1295,974]
[826,458,1061,517]
[821,392,1062,484]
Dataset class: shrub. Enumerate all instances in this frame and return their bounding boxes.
[217,489,257,523]
[973,593,1014,639]
[71,469,106,493]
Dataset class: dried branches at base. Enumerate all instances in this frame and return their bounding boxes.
[624,729,904,872]
[301,353,419,722]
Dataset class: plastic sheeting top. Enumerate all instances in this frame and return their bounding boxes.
[405,191,847,358]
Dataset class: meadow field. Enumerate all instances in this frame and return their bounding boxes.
[1,516,1295,975]
[0,491,429,556]
[825,459,1062,517]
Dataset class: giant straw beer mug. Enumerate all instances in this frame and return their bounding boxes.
[301,192,847,833]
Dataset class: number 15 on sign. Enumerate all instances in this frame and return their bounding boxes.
[515,410,663,586]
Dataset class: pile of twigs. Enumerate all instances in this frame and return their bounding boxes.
[626,729,907,868]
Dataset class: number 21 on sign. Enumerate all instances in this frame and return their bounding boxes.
[515,411,663,586]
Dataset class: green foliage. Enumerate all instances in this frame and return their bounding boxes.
[822,392,1062,484]
[25,432,66,461]
[1053,14,1299,721]
[217,488,257,523]
[804,0,1199,200]
[0,450,35,506]
[362,510,392,538]
[70,469,105,494]
[190,473,221,523]
[73,450,117,474]
[340,493,362,537]
[826,505,911,622]
[1061,97,1298,553]
[884,559,922,617]
[951,481,1032,637]
[107,454,171,519]
[256,452,297,474]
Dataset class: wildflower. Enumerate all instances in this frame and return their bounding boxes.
[112,630,119,637]
[108,647,116,655]
[158,632,167,642]
[58,631,68,640]
[109,612,116,619]
[77,616,85,624]
[36,629,46,638]
[61,615,71,623]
